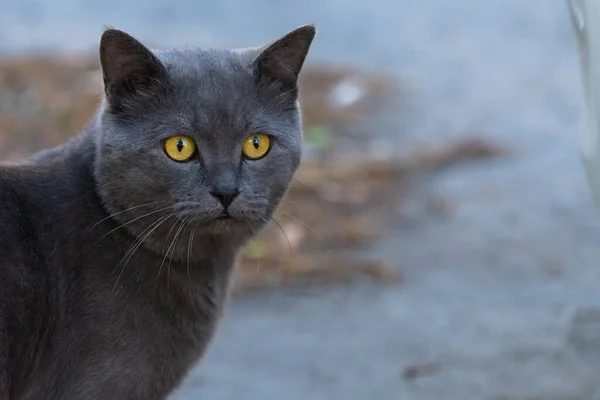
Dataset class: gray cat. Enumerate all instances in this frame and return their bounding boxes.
[0,24,315,399]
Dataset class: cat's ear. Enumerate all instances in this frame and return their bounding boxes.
[99,29,168,102]
[253,25,316,90]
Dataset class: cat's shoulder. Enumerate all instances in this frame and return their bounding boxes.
[0,166,48,308]
[0,165,44,225]
[26,146,67,164]
[0,166,24,203]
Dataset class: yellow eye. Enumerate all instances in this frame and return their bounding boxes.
[164,135,197,161]
[242,134,271,160]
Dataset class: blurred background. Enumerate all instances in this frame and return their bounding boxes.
[2,0,600,399]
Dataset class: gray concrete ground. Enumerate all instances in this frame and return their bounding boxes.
[2,0,600,399]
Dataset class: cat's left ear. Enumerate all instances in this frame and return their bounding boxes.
[253,24,317,90]
[99,29,168,103]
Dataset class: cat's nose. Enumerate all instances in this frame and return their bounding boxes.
[210,188,240,210]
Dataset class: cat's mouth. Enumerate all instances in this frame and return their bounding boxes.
[173,202,263,230]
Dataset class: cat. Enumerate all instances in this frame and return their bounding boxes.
[0,24,316,400]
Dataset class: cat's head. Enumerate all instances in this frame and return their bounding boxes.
[94,26,315,241]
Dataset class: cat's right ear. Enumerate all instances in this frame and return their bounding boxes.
[99,29,168,104]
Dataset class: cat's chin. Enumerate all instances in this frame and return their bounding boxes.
[193,215,259,236]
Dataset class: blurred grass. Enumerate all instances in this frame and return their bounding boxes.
[0,56,506,294]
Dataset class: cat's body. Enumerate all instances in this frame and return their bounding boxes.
[0,26,315,400]
[1,136,229,399]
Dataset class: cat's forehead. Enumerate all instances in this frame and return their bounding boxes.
[154,48,263,119]
[146,48,270,139]
[156,48,254,89]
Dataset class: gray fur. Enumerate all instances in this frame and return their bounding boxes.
[0,25,315,399]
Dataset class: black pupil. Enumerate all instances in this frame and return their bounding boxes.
[253,136,260,149]
[177,139,184,152]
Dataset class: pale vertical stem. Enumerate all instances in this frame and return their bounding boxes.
[570,0,600,205]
